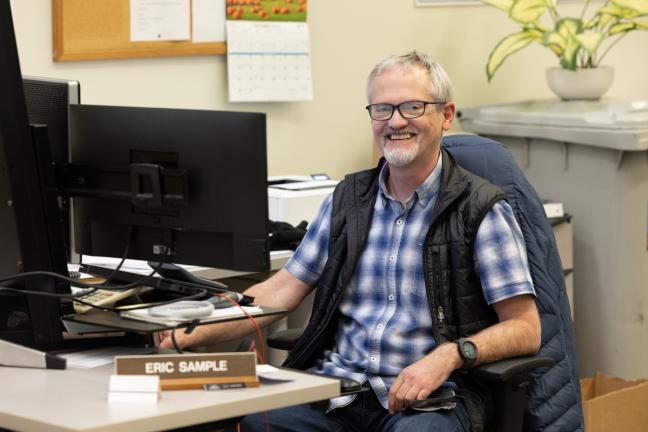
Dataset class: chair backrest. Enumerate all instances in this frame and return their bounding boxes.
[442,135,584,431]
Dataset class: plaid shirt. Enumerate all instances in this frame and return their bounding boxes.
[285,156,535,409]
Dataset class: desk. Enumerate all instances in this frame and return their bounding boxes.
[0,364,339,432]
[189,249,294,280]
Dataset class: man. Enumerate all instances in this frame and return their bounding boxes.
[160,51,541,431]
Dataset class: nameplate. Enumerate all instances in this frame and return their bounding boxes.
[115,352,258,390]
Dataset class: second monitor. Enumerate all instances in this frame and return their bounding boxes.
[67,104,270,272]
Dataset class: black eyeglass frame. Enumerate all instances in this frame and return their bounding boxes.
[365,100,447,121]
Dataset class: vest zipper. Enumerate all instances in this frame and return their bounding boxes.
[424,248,444,344]
[431,249,447,339]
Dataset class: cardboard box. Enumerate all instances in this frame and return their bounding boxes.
[581,372,648,431]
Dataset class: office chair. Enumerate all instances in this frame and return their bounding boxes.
[269,135,582,432]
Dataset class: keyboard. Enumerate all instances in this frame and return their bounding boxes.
[71,286,141,313]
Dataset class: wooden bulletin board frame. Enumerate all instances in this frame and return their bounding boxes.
[52,0,226,62]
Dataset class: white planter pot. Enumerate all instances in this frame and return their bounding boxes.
[546,66,614,100]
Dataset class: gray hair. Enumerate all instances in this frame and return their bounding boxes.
[366,51,453,109]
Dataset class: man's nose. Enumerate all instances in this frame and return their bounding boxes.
[387,109,408,128]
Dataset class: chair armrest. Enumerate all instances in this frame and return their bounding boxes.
[267,328,304,350]
[470,355,554,432]
[470,356,555,382]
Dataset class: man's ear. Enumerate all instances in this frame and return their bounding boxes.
[442,102,456,131]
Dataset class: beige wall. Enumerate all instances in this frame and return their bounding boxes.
[10,0,648,179]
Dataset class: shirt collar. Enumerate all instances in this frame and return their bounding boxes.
[378,154,443,208]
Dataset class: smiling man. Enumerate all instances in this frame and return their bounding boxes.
[159,51,541,432]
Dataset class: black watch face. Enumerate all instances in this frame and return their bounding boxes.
[462,341,478,359]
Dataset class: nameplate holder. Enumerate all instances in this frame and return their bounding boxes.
[115,352,258,390]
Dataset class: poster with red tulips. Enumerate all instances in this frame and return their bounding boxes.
[226,0,307,21]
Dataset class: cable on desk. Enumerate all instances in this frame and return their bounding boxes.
[0,280,209,312]
[214,292,266,365]
[0,236,212,312]
[171,320,200,354]
[166,291,267,364]
[79,225,133,288]
[0,256,168,295]
[0,254,169,293]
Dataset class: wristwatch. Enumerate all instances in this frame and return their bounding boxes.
[456,338,478,369]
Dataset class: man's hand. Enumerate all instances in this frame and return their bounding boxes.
[387,342,462,414]
[157,324,212,350]
[155,268,314,351]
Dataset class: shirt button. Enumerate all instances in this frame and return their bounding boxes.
[377,324,383,329]
[371,356,377,362]
[389,256,395,262]
[388,295,394,301]
[396,219,403,225]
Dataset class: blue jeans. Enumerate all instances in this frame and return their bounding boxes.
[237,387,471,432]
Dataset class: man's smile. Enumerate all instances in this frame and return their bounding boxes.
[385,130,417,141]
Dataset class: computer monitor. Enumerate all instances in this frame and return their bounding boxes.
[0,0,73,347]
[67,104,270,272]
[1,0,269,349]
[23,76,81,262]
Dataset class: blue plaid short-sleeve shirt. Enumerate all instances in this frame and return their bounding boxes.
[285,156,535,409]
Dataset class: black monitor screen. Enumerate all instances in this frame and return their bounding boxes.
[1,0,72,346]
[68,104,270,272]
[24,76,81,262]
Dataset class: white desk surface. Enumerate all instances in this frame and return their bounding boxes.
[0,364,338,432]
[79,250,294,282]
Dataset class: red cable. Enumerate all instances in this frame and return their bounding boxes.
[211,292,266,364]
[207,293,272,432]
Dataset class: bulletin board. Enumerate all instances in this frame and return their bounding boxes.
[52,0,226,62]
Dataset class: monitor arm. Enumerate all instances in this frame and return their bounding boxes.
[55,162,188,208]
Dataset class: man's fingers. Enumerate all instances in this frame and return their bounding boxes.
[394,384,419,412]
[158,335,172,349]
[403,386,420,406]
[389,378,422,413]
[416,387,433,401]
[158,330,180,349]
[388,377,403,414]
[156,330,170,346]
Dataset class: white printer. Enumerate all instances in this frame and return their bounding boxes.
[268,175,338,226]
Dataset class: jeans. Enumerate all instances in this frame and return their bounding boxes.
[237,387,471,432]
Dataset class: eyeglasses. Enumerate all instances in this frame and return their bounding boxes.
[365,100,446,121]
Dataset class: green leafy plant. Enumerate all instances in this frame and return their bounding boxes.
[483,0,648,81]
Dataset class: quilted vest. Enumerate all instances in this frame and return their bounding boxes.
[283,149,506,431]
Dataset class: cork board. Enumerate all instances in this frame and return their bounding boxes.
[52,0,226,62]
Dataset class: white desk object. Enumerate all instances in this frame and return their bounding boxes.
[108,374,160,404]
[0,364,339,431]
[268,175,337,227]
